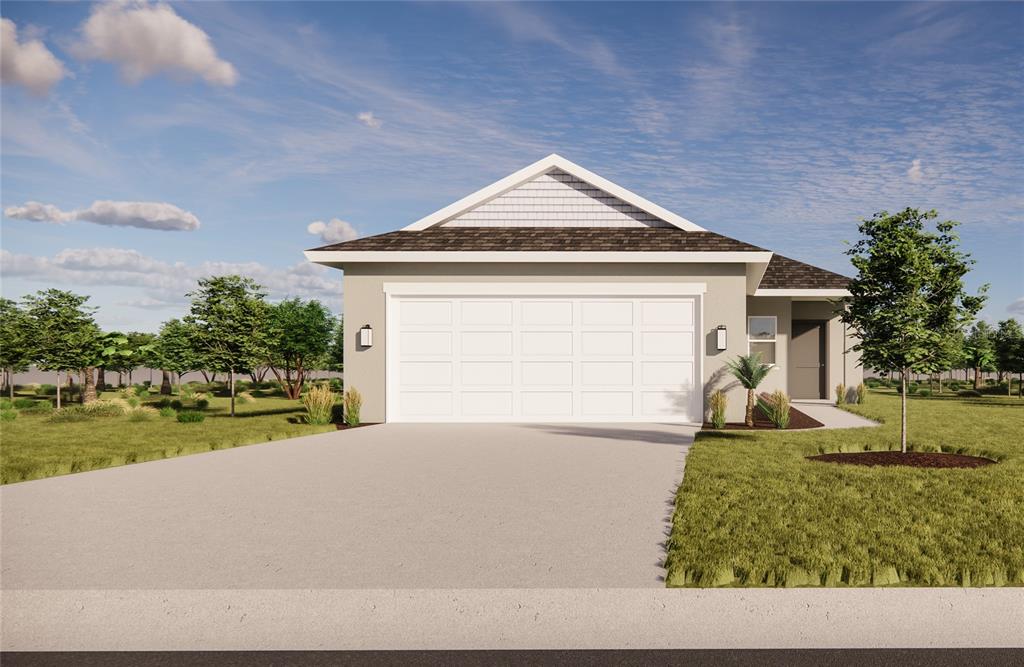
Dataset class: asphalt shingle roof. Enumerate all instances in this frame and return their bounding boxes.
[758,253,850,290]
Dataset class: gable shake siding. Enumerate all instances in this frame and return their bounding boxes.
[441,169,673,228]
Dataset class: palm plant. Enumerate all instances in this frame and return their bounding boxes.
[724,352,773,427]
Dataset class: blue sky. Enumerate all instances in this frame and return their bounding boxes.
[2,1,1021,332]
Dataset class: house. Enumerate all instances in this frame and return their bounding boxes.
[306,154,861,424]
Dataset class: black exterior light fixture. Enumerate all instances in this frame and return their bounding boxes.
[359,324,373,348]
[716,325,728,351]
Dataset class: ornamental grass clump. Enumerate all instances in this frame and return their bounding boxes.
[302,383,336,425]
[757,390,791,429]
[343,387,363,427]
[835,383,847,405]
[856,382,867,404]
[176,411,205,423]
[708,390,727,429]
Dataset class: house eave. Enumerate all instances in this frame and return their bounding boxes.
[753,288,851,298]
[305,250,773,267]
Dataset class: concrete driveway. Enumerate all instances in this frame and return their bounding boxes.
[1,423,693,589]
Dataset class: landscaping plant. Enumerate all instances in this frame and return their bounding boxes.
[839,209,986,453]
[301,383,336,425]
[856,383,867,404]
[708,390,727,429]
[835,383,847,405]
[724,352,773,427]
[756,390,790,429]
[343,387,363,427]
[176,411,205,423]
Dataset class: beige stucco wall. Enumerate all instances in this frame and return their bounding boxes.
[745,297,792,396]
[341,262,753,423]
[791,300,863,402]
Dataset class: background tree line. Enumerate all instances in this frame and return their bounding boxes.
[0,275,344,416]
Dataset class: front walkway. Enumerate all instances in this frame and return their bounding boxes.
[793,400,880,429]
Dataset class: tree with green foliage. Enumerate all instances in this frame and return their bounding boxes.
[0,298,35,399]
[964,321,996,390]
[154,319,200,396]
[79,332,139,403]
[266,298,334,399]
[23,289,99,409]
[185,276,270,416]
[325,317,344,374]
[839,209,986,453]
[724,352,773,427]
[994,318,1024,397]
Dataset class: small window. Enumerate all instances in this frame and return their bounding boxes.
[748,316,777,364]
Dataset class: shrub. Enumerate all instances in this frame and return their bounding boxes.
[708,390,727,429]
[757,390,790,429]
[195,398,209,410]
[176,411,205,423]
[835,383,847,405]
[855,383,867,405]
[159,406,177,418]
[918,388,932,397]
[236,391,255,405]
[47,402,126,423]
[127,408,154,422]
[958,389,982,397]
[329,378,343,392]
[36,384,56,396]
[344,387,363,427]
[155,398,172,408]
[13,398,35,409]
[302,383,336,425]
[1,409,16,422]
[126,396,141,408]
[24,400,53,413]
[135,388,150,398]
[170,400,183,411]
[0,398,11,410]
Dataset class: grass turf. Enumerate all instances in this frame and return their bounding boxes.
[0,392,336,484]
[664,390,1024,587]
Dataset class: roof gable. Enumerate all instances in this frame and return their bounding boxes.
[402,154,704,232]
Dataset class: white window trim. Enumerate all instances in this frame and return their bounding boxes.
[747,315,778,366]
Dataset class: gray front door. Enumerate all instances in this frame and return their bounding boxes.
[791,320,826,399]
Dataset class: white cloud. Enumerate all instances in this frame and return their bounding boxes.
[1,247,341,309]
[72,1,237,86]
[307,218,359,244]
[4,200,201,231]
[357,111,382,129]
[1008,297,1024,317]
[907,158,924,183]
[0,18,66,95]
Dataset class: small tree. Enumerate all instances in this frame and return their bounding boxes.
[994,319,1024,397]
[23,289,98,409]
[266,298,334,399]
[724,352,773,427]
[154,319,199,396]
[0,298,34,399]
[325,317,344,374]
[964,321,996,389]
[185,276,269,416]
[839,209,986,453]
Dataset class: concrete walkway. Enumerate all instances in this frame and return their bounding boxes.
[793,400,880,429]
[1,422,693,590]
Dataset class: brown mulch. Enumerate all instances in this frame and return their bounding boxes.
[807,451,997,469]
[334,422,380,431]
[703,403,824,431]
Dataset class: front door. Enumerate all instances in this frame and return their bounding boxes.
[790,320,826,399]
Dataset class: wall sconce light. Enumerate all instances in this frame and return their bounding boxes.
[359,324,373,348]
[716,325,728,351]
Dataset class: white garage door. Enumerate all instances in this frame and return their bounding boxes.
[388,295,700,422]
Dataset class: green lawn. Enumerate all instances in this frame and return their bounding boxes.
[665,390,1024,587]
[0,392,336,484]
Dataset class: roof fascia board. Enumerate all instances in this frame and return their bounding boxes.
[305,250,771,265]
[753,288,851,297]
[383,282,708,296]
[401,153,705,232]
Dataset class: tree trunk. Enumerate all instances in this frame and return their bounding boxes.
[97,367,106,393]
[8,369,14,400]
[201,370,211,383]
[937,374,942,394]
[974,366,981,389]
[900,370,908,454]
[56,370,62,410]
[83,367,97,403]
[230,368,236,417]
[745,388,755,427]
[1019,372,1023,398]
[160,370,172,395]
[177,372,183,397]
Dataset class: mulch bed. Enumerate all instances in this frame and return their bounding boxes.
[807,451,997,469]
[334,422,380,431]
[703,403,824,431]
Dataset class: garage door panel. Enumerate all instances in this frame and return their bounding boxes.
[522,392,573,417]
[401,331,452,355]
[393,295,699,422]
[461,361,513,386]
[522,361,572,386]
[401,361,452,386]
[522,331,572,355]
[581,331,633,356]
[461,331,512,356]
